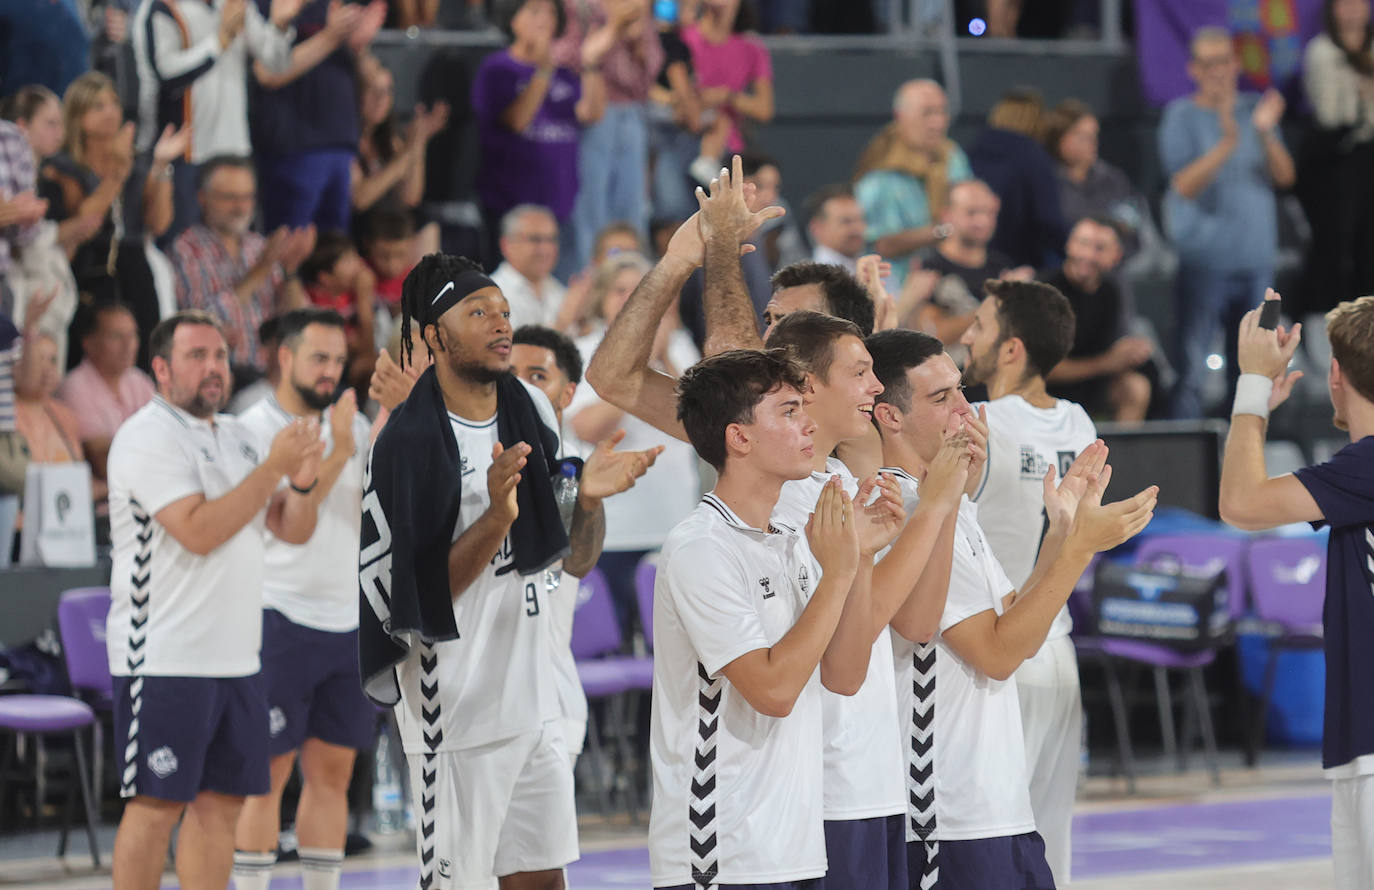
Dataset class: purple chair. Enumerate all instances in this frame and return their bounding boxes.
[571,569,636,816]
[0,696,101,865]
[1244,536,1325,761]
[634,555,658,652]
[56,587,112,804]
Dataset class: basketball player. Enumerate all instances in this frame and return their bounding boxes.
[650,347,860,889]
[867,328,1156,889]
[1218,291,1374,889]
[232,308,375,890]
[107,311,324,890]
[358,255,660,890]
[958,280,1097,884]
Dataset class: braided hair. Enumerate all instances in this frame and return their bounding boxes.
[399,253,489,369]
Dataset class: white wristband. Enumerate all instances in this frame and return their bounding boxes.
[1232,373,1274,419]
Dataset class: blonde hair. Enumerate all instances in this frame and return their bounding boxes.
[61,71,119,166]
[590,252,653,320]
[987,87,1047,142]
[1326,295,1374,403]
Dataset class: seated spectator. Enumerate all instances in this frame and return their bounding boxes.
[681,0,774,185]
[56,302,154,484]
[968,86,1068,269]
[575,252,655,344]
[41,71,187,369]
[1042,217,1156,423]
[553,222,649,334]
[13,330,104,499]
[353,54,449,223]
[0,296,49,566]
[171,156,313,384]
[298,230,381,386]
[360,209,417,317]
[913,178,1032,346]
[472,0,610,264]
[591,220,644,260]
[491,204,568,328]
[806,183,866,274]
[854,78,971,289]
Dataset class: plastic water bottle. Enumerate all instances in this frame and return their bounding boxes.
[553,461,579,533]
[372,725,404,834]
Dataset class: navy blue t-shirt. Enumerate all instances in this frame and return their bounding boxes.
[1294,436,1374,771]
[249,0,359,156]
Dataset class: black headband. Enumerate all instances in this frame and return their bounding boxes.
[421,268,499,327]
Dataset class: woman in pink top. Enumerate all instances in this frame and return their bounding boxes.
[681,0,773,182]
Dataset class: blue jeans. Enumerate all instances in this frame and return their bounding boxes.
[1172,263,1271,418]
[571,102,649,270]
[256,148,354,233]
[650,116,700,224]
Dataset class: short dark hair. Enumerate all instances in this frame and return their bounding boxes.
[362,208,416,246]
[0,84,59,125]
[867,328,946,417]
[400,253,488,368]
[513,324,583,385]
[1074,214,1124,245]
[676,348,809,471]
[740,152,779,179]
[770,262,876,336]
[149,310,223,364]
[259,315,282,350]
[197,155,255,193]
[804,184,855,224]
[983,279,1076,380]
[298,231,355,284]
[277,307,347,351]
[497,0,566,42]
[78,300,135,341]
[764,310,864,382]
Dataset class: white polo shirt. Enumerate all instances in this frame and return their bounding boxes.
[238,395,372,632]
[773,458,905,822]
[392,380,565,754]
[107,396,268,678]
[886,469,1037,842]
[491,262,567,330]
[649,494,827,887]
[971,395,1097,641]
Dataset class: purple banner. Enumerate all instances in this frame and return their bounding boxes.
[1134,0,1328,106]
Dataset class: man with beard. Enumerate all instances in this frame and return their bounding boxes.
[232,308,374,890]
[958,280,1096,885]
[106,310,326,890]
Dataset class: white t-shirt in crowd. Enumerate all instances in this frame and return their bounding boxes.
[238,395,371,632]
[491,262,567,330]
[887,469,1037,841]
[568,327,701,551]
[649,494,827,887]
[393,380,564,754]
[971,395,1097,641]
[107,397,268,678]
[773,457,905,821]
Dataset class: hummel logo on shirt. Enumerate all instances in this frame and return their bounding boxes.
[798,565,810,595]
[460,455,474,478]
[759,577,774,598]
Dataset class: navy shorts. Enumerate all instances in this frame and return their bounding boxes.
[658,882,821,890]
[819,814,907,890]
[113,674,270,802]
[906,832,1056,890]
[261,609,378,756]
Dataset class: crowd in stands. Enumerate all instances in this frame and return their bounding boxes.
[0,0,1367,576]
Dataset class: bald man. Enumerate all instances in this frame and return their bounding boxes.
[853,80,972,289]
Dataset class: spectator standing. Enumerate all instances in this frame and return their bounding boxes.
[967,87,1068,270]
[1297,0,1374,315]
[490,204,569,328]
[0,118,48,304]
[1158,26,1295,418]
[57,302,155,487]
[854,79,972,290]
[681,0,774,182]
[647,9,704,223]
[171,156,313,382]
[249,0,386,233]
[806,184,866,274]
[130,0,302,239]
[554,0,664,272]
[472,0,609,265]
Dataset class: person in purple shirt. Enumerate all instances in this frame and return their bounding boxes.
[472,0,610,265]
[1219,290,1374,889]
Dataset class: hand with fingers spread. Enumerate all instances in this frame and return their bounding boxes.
[579,430,665,503]
[806,477,860,583]
[487,442,529,528]
[1238,288,1304,410]
[695,154,786,251]
[152,123,193,169]
[663,208,758,269]
[854,472,906,556]
[1065,467,1158,555]
[1042,439,1107,529]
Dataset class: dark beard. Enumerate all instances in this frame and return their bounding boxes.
[184,392,223,418]
[452,358,510,385]
[294,379,337,411]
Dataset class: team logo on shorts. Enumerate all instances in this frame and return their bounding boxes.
[147,746,179,779]
[437,858,452,878]
[759,577,773,598]
[269,707,287,737]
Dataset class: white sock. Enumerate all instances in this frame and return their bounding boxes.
[298,846,345,890]
[231,850,276,890]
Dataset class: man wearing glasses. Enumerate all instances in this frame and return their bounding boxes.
[491,203,569,329]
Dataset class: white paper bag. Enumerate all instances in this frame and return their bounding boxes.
[19,462,96,567]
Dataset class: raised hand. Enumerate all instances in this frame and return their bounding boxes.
[219,0,247,47]
[487,441,529,527]
[323,0,364,41]
[921,426,974,508]
[1252,88,1285,134]
[279,224,317,274]
[369,349,418,411]
[1237,288,1303,411]
[1042,439,1106,528]
[854,472,906,556]
[856,254,898,332]
[348,0,387,52]
[20,287,57,333]
[409,101,451,145]
[1066,467,1158,555]
[268,417,324,479]
[580,430,664,501]
[269,0,307,28]
[329,389,358,457]
[695,154,785,248]
[806,477,859,583]
[152,123,192,169]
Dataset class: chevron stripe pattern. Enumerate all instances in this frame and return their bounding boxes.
[418,643,442,890]
[121,501,154,799]
[689,662,722,889]
[909,642,938,888]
